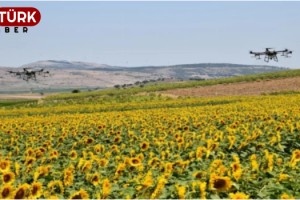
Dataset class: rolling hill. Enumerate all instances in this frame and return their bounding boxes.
[0,60,287,93]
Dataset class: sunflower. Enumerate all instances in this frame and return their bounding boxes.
[277,157,283,165]
[111,145,119,153]
[209,174,232,192]
[163,162,173,174]
[150,176,167,199]
[77,158,85,169]
[94,145,101,154]
[290,149,300,168]
[129,157,142,167]
[97,158,109,167]
[47,180,64,195]
[196,147,206,160]
[50,150,59,160]
[13,183,30,199]
[176,137,184,146]
[81,160,92,173]
[148,157,160,167]
[49,195,59,199]
[267,153,274,172]
[89,173,100,186]
[278,173,289,182]
[231,162,242,181]
[137,153,145,161]
[280,193,295,200]
[94,144,105,154]
[231,161,241,172]
[34,165,51,181]
[175,184,186,199]
[85,137,94,144]
[250,155,259,172]
[25,156,36,166]
[113,136,121,144]
[0,184,14,199]
[229,192,249,199]
[199,182,207,199]
[140,141,150,151]
[25,147,35,157]
[2,171,15,184]
[193,171,205,180]
[102,178,111,199]
[69,189,89,199]
[293,149,300,159]
[69,150,78,160]
[39,147,47,153]
[30,182,43,199]
[114,163,126,177]
[63,169,74,187]
[142,171,153,188]
[0,160,10,172]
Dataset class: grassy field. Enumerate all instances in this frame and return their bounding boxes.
[0,99,37,107]
[0,69,300,199]
[45,68,300,102]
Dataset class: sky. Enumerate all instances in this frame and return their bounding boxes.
[1,1,300,68]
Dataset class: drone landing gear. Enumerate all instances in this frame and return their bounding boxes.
[264,56,269,63]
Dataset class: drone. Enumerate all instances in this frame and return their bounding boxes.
[249,48,292,62]
[8,68,50,81]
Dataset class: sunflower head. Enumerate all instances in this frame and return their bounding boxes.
[292,149,300,160]
[50,150,59,160]
[0,160,10,172]
[140,142,150,151]
[25,156,36,166]
[85,137,94,144]
[81,160,92,173]
[209,174,232,192]
[280,193,295,200]
[70,189,89,199]
[114,136,121,144]
[25,148,35,157]
[102,178,111,199]
[142,171,153,188]
[97,158,109,167]
[13,184,30,199]
[111,145,119,153]
[64,168,74,187]
[30,182,43,199]
[90,173,100,186]
[0,184,14,199]
[193,171,205,180]
[94,144,105,154]
[2,171,15,184]
[47,180,64,195]
[229,192,249,199]
[69,150,78,160]
[175,184,186,199]
[129,157,142,167]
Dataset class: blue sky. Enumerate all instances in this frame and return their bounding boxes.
[1,1,300,68]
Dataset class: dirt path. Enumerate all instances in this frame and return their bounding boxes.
[161,77,300,97]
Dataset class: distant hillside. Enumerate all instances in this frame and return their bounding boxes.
[0,60,287,93]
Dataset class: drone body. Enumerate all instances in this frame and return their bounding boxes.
[250,48,292,62]
[8,68,50,81]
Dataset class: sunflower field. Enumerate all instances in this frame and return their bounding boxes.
[0,93,300,199]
